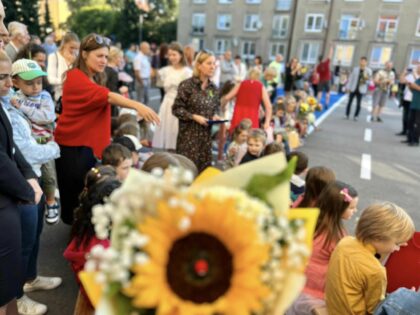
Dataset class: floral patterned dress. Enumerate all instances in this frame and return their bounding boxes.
[172,77,220,173]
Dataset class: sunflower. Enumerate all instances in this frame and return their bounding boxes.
[123,192,270,315]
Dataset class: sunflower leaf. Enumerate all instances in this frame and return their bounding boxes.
[244,157,297,205]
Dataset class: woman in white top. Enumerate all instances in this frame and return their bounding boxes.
[47,32,80,103]
[152,42,192,150]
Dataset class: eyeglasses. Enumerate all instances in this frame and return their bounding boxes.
[0,73,11,81]
[90,34,111,47]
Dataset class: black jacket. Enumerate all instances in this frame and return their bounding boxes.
[0,104,36,208]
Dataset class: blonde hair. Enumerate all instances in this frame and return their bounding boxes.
[356,202,415,244]
[0,50,11,64]
[248,68,261,80]
[193,50,214,77]
[108,46,123,64]
[264,67,277,79]
[248,128,266,144]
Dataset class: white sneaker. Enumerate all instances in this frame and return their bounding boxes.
[23,276,62,293]
[17,295,47,315]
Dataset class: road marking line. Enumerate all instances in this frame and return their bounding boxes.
[364,128,372,142]
[360,154,371,180]
[150,95,161,101]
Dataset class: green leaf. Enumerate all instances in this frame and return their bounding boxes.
[244,157,297,205]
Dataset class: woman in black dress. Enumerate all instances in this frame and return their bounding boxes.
[284,57,303,94]
[172,50,220,173]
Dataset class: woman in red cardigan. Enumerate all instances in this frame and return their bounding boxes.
[55,33,159,225]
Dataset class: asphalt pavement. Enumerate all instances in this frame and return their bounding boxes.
[31,91,420,314]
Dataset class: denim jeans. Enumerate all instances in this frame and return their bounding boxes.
[17,196,44,298]
[374,288,420,315]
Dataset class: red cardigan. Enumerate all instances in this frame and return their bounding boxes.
[55,68,110,158]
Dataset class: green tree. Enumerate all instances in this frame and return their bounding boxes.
[66,4,118,39]
[142,0,178,44]
[40,0,54,38]
[115,0,140,48]
[3,0,40,35]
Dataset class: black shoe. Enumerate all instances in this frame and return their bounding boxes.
[376,117,383,122]
[395,132,406,136]
[408,142,419,147]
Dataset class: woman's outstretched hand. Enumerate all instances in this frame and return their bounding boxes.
[136,103,160,125]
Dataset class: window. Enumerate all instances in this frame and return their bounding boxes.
[416,18,420,37]
[369,46,392,68]
[272,15,289,38]
[269,43,286,60]
[276,0,292,10]
[241,41,256,60]
[219,0,232,3]
[300,41,320,64]
[214,39,231,54]
[376,16,398,42]
[305,14,324,33]
[192,13,206,34]
[217,14,232,30]
[339,15,359,40]
[191,37,205,51]
[333,45,355,66]
[246,0,261,3]
[244,15,260,32]
[408,48,420,67]
[193,0,207,3]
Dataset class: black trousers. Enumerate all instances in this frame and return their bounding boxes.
[55,146,97,225]
[346,90,363,118]
[401,100,411,134]
[407,109,420,144]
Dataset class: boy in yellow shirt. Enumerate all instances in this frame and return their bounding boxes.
[325,202,415,315]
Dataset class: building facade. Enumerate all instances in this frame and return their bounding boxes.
[177,0,420,71]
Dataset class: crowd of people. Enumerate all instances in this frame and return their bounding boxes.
[0,0,419,314]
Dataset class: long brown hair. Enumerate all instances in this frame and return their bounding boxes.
[300,166,336,207]
[73,33,110,86]
[315,181,358,248]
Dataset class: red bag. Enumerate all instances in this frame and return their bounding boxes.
[385,232,420,293]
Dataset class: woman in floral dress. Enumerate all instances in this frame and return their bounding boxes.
[153,43,192,150]
[172,50,220,173]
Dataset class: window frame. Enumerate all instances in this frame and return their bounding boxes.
[217,14,232,31]
[300,41,321,65]
[304,14,324,33]
[192,13,206,34]
[333,44,355,67]
[272,14,290,38]
[369,45,393,68]
[376,16,399,42]
[244,14,260,32]
[339,14,360,40]
[241,40,257,60]
[275,0,293,11]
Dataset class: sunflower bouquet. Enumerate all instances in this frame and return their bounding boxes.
[80,154,318,315]
[307,96,322,112]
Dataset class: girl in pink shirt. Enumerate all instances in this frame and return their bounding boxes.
[287,181,359,315]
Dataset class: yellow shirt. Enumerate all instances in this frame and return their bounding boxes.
[325,236,386,315]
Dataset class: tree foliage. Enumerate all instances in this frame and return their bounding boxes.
[66,4,118,39]
[65,0,178,48]
[3,0,40,35]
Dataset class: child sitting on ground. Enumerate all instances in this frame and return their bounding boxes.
[64,166,121,315]
[293,166,336,208]
[11,58,60,224]
[113,135,142,169]
[325,202,415,315]
[101,143,133,181]
[287,151,309,201]
[225,119,252,169]
[287,181,358,315]
[240,128,266,165]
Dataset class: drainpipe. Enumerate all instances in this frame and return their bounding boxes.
[323,0,334,57]
[287,0,299,61]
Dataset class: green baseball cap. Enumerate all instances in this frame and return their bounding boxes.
[11,58,47,80]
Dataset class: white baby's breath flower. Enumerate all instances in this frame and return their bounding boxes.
[168,197,179,208]
[84,260,97,272]
[95,272,106,284]
[178,216,191,231]
[134,252,149,265]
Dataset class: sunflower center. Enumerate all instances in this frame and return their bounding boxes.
[166,232,233,304]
